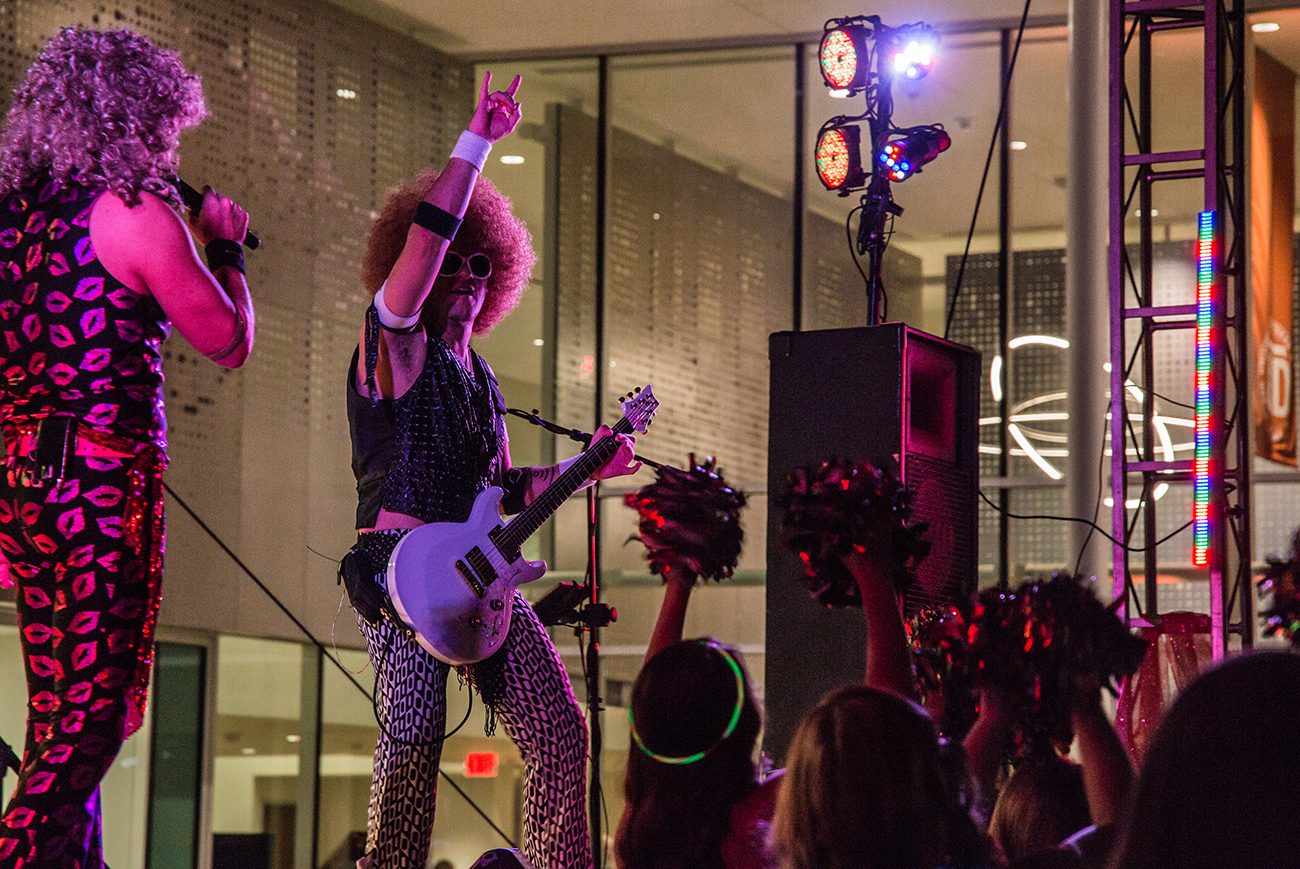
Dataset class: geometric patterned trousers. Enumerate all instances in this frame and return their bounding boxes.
[0,445,165,869]
[353,530,591,869]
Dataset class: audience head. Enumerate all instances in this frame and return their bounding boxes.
[990,755,1092,863]
[772,685,981,869]
[618,638,763,869]
[1110,651,1300,869]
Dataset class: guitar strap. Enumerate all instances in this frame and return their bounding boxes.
[363,305,382,401]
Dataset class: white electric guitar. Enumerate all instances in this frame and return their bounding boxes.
[387,386,658,665]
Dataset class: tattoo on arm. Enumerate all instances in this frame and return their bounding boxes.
[528,465,560,490]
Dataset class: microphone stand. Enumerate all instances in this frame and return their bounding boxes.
[505,408,666,867]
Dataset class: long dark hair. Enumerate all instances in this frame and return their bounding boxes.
[1109,652,1300,869]
[772,685,987,869]
[617,639,762,869]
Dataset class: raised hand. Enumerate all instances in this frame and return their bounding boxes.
[187,185,249,247]
[467,71,522,144]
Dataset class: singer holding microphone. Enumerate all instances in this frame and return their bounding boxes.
[0,27,255,869]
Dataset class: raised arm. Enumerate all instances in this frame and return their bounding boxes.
[845,548,917,699]
[381,72,522,323]
[645,570,694,663]
[962,685,1017,822]
[1072,675,1135,829]
[89,185,254,368]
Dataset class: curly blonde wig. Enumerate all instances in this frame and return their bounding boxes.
[0,27,206,205]
[361,169,535,335]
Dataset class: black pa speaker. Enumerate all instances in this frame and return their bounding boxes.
[763,323,979,762]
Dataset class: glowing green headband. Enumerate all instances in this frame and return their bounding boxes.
[628,644,745,765]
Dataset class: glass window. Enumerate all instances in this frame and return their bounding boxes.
[212,636,303,869]
[147,642,206,869]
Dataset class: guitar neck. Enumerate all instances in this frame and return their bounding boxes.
[496,417,633,552]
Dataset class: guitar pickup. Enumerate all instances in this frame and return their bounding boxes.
[465,547,498,587]
[455,559,487,599]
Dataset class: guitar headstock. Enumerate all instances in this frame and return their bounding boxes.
[618,385,658,434]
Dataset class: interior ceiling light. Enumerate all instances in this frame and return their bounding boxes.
[815,124,866,192]
[819,23,870,93]
[1252,22,1280,32]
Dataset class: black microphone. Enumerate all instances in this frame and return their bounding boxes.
[171,178,261,250]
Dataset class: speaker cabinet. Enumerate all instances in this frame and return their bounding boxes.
[763,324,980,762]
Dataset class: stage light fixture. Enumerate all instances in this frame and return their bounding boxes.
[815,124,866,192]
[819,23,870,93]
[891,29,936,80]
[878,127,950,181]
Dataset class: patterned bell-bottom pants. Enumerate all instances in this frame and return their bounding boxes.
[354,530,591,869]
[0,445,165,869]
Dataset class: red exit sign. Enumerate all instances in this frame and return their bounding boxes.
[464,751,499,778]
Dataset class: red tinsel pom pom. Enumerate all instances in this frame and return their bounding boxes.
[1259,529,1300,645]
[779,459,931,607]
[624,455,746,586]
[967,572,1148,761]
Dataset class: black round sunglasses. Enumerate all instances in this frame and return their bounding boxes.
[439,252,492,279]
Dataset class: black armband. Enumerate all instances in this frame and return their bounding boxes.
[414,201,462,240]
[205,238,246,274]
[501,467,528,516]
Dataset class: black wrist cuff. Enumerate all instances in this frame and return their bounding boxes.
[414,201,462,240]
[205,238,246,274]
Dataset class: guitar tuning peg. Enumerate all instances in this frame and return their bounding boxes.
[634,386,642,393]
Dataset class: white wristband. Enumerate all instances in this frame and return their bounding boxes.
[451,130,492,173]
[374,283,420,330]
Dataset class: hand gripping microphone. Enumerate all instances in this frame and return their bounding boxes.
[172,178,261,250]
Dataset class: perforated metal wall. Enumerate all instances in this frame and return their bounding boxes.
[0,1,472,641]
[946,252,1001,479]
[803,213,924,332]
[551,104,795,500]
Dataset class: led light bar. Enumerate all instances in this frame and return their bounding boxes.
[1192,210,1214,567]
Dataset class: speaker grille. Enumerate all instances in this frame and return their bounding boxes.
[904,452,976,615]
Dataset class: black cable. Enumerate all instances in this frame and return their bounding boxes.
[1071,413,1113,577]
[369,627,474,750]
[979,488,1192,551]
[943,0,1033,340]
[165,481,373,698]
[846,202,871,290]
[1150,391,1194,412]
[601,781,611,869]
[163,482,516,849]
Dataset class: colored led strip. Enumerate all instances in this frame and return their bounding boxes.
[1192,211,1214,567]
